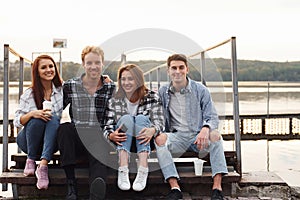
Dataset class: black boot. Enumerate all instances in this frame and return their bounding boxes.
[90,177,106,200]
[66,179,78,200]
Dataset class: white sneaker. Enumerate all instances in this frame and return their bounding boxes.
[132,166,148,191]
[118,166,130,190]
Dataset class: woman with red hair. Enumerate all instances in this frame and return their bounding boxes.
[13,55,63,190]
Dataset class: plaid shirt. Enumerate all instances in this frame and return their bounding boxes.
[63,74,115,127]
[14,84,63,128]
[103,90,165,141]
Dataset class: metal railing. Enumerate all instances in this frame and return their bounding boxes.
[1,38,241,187]
[2,114,300,143]
[2,44,32,191]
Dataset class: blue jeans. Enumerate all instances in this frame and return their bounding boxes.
[116,114,151,154]
[155,131,228,180]
[16,116,60,161]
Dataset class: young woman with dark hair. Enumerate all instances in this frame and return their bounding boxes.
[14,55,63,190]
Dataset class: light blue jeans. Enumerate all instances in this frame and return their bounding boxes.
[155,131,228,181]
[116,114,151,154]
[16,116,60,161]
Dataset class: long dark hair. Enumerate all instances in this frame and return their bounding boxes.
[115,64,148,103]
[30,55,62,109]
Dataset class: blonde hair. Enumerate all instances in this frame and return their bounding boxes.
[81,46,104,63]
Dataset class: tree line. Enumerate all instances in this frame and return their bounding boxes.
[1,58,300,82]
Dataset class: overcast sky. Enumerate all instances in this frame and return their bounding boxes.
[1,0,299,63]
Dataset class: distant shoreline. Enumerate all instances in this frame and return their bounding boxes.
[1,81,300,88]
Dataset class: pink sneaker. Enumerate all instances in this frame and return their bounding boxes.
[35,165,49,190]
[23,158,36,176]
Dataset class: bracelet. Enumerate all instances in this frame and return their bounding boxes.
[202,125,210,129]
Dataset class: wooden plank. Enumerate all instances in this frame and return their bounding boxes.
[9,151,239,174]
[0,167,240,185]
[10,151,237,164]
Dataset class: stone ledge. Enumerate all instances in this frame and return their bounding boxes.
[290,186,300,200]
[232,171,291,199]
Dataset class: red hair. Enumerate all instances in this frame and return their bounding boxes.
[30,55,62,109]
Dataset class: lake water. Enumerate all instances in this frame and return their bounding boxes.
[1,82,300,197]
[1,140,300,197]
[1,81,300,118]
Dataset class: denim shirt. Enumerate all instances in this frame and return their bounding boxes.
[158,77,219,132]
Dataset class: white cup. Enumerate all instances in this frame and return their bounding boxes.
[194,159,205,176]
[43,101,52,113]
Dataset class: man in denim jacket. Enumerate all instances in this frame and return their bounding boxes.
[155,54,228,200]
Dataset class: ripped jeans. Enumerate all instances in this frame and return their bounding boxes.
[155,131,228,181]
[116,114,151,154]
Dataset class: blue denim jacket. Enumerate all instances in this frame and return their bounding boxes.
[158,77,219,132]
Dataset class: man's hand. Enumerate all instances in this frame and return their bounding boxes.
[136,127,155,145]
[194,127,210,150]
[103,75,113,83]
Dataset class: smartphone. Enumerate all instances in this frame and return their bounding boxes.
[119,124,128,133]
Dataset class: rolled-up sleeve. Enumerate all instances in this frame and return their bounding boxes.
[149,93,165,137]
[200,87,219,130]
[13,89,35,128]
[103,98,116,141]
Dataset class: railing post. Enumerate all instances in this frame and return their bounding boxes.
[200,52,206,86]
[2,44,9,191]
[19,57,24,101]
[59,50,63,79]
[16,57,25,152]
[240,119,244,135]
[157,68,161,90]
[267,82,270,117]
[231,37,242,175]
[262,118,266,136]
[289,117,293,136]
[149,73,152,90]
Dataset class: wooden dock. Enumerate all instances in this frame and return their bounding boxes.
[0,151,240,199]
[2,40,300,199]
[1,156,298,199]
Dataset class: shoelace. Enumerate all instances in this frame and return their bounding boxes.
[167,189,182,198]
[135,171,147,184]
[39,167,48,179]
[69,185,76,194]
[28,162,35,169]
[26,160,35,168]
[119,170,129,182]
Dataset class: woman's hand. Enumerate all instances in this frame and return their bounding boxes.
[136,127,155,145]
[31,109,52,122]
[109,126,127,146]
